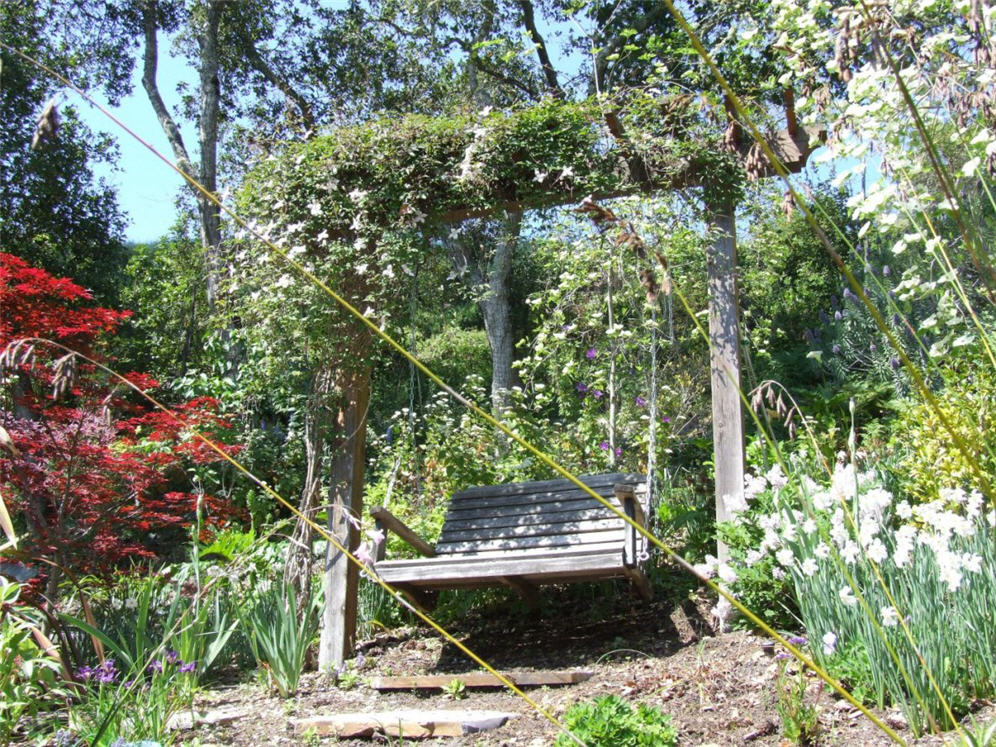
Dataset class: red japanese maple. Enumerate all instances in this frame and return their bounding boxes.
[0,252,241,588]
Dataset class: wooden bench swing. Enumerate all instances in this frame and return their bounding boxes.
[369,472,652,609]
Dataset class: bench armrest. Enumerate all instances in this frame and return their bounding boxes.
[615,484,648,567]
[615,484,646,526]
[370,505,437,559]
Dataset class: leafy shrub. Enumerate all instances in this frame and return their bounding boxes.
[891,356,996,502]
[555,694,677,747]
[0,578,62,742]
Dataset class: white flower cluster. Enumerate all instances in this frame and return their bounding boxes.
[736,461,992,594]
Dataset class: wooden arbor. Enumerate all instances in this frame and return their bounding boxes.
[249,99,823,666]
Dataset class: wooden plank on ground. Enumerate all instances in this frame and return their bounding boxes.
[369,670,593,691]
[292,710,516,738]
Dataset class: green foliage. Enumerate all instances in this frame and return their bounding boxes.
[740,186,852,388]
[821,638,882,710]
[66,653,195,747]
[240,579,320,697]
[442,677,466,699]
[417,328,492,391]
[0,3,129,306]
[775,660,820,745]
[0,579,62,743]
[891,356,996,502]
[116,230,210,379]
[555,695,677,747]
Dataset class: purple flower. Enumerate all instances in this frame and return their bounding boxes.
[832,344,841,354]
[178,661,197,674]
[576,382,588,394]
[834,310,843,321]
[662,415,671,423]
[882,264,890,277]
[591,389,603,399]
[787,635,807,647]
[148,660,163,674]
[614,446,622,457]
[166,650,181,665]
[95,659,119,685]
[599,441,609,451]
[586,348,597,359]
[634,395,647,407]
[775,652,792,661]
[843,287,857,302]
[890,357,900,370]
[75,665,94,682]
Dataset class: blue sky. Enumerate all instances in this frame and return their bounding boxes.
[72,51,195,244]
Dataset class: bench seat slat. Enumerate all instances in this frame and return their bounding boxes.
[436,528,626,555]
[450,473,638,500]
[445,488,628,514]
[439,517,628,545]
[377,549,629,589]
[441,505,626,532]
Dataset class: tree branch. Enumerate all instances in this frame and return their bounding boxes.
[140,1,193,175]
[516,0,564,99]
[243,39,315,131]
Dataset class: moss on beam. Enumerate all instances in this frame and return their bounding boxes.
[239,96,750,239]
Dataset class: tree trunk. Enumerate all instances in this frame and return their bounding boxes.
[140,0,224,314]
[477,212,521,414]
[318,367,370,670]
[705,198,744,562]
[197,0,223,313]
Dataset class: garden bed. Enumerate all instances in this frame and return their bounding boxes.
[175,588,987,746]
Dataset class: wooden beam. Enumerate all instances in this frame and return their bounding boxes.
[705,199,744,562]
[624,566,653,601]
[369,670,593,691]
[370,505,436,558]
[303,126,825,240]
[498,575,540,608]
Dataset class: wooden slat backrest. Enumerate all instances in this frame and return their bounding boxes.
[435,473,646,556]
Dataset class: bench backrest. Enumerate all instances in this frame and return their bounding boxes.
[435,472,648,557]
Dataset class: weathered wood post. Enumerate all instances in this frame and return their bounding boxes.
[704,197,744,561]
[319,368,370,670]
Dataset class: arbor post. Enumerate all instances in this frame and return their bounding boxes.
[705,198,744,562]
[319,367,370,670]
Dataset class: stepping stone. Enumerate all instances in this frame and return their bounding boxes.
[167,707,250,731]
[292,710,517,738]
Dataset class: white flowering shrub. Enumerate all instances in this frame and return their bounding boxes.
[728,458,996,735]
